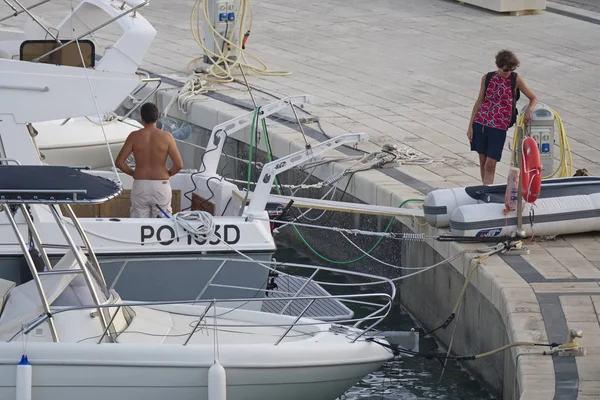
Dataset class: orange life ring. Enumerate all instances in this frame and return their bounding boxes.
[521,137,542,203]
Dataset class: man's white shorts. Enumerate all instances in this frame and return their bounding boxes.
[130,179,172,218]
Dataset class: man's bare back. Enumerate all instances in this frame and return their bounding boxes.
[114,102,183,218]
[115,126,183,180]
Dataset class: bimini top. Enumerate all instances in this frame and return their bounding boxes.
[0,166,121,204]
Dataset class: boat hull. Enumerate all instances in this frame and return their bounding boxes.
[450,193,600,237]
[39,141,125,170]
[0,342,390,400]
[33,117,139,169]
[424,176,600,228]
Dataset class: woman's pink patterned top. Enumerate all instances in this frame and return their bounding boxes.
[474,72,514,131]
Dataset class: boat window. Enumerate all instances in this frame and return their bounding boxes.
[19,40,95,68]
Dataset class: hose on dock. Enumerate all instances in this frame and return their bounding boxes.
[435,235,514,243]
[189,0,291,82]
[422,242,513,337]
[367,337,561,361]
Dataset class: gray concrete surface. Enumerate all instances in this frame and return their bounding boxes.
[552,0,600,13]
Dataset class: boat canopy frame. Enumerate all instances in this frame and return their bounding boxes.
[0,164,122,342]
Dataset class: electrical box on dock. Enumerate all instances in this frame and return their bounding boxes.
[520,103,555,178]
[202,0,242,65]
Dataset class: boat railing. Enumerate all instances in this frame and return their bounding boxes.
[0,0,59,42]
[0,0,51,23]
[30,0,150,63]
[22,289,395,346]
[120,76,162,120]
[106,255,396,313]
[71,254,396,342]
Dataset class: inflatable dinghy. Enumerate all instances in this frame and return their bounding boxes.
[424,176,600,228]
[451,193,600,237]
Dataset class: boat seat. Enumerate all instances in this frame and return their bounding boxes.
[0,249,88,340]
[0,278,15,316]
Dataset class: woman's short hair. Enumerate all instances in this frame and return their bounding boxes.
[140,102,159,124]
[495,50,520,70]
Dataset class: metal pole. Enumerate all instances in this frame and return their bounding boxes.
[63,204,107,286]
[275,299,315,345]
[32,0,149,63]
[184,301,215,345]
[48,205,112,339]
[98,305,122,344]
[279,269,319,316]
[194,260,227,301]
[516,126,524,232]
[3,206,59,342]
[0,0,51,22]
[8,0,61,43]
[120,78,162,120]
[238,65,258,107]
[19,205,53,270]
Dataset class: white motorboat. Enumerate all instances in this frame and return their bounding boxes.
[0,59,366,304]
[0,0,158,169]
[32,116,142,169]
[0,0,368,307]
[0,164,403,400]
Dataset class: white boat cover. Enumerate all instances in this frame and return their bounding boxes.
[34,117,138,149]
[0,249,98,340]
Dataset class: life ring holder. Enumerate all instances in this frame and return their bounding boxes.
[521,136,542,203]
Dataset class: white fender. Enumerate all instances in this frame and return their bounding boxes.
[16,355,32,400]
[208,361,226,400]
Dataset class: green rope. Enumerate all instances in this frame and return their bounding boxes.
[290,199,424,265]
[257,110,424,264]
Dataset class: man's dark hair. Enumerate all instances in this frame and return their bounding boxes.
[495,49,520,71]
[140,102,159,124]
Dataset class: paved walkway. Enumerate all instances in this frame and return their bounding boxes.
[4,0,600,398]
[552,0,600,13]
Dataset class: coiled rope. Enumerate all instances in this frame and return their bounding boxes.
[172,210,216,240]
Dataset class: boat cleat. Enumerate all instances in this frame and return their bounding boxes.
[545,329,586,357]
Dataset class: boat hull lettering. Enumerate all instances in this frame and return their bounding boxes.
[141,224,241,246]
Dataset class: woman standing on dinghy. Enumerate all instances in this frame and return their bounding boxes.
[467,50,537,185]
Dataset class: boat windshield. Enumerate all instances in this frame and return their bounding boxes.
[20,39,95,68]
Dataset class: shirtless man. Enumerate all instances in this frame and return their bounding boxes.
[115,102,183,218]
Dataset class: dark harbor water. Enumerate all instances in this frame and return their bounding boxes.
[273,245,494,400]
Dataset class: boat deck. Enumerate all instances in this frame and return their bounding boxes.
[116,306,314,345]
[9,0,600,397]
[261,275,354,321]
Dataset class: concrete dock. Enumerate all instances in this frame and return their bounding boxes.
[6,0,600,398]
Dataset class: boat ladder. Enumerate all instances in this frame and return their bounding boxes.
[2,201,116,343]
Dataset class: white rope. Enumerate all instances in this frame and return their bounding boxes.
[340,232,433,270]
[389,244,506,282]
[297,186,336,222]
[172,210,216,240]
[256,216,428,240]
[163,74,213,116]
[225,151,399,191]
[391,147,443,166]
[73,37,122,185]
[174,139,263,169]
[215,232,504,288]
[85,112,119,125]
